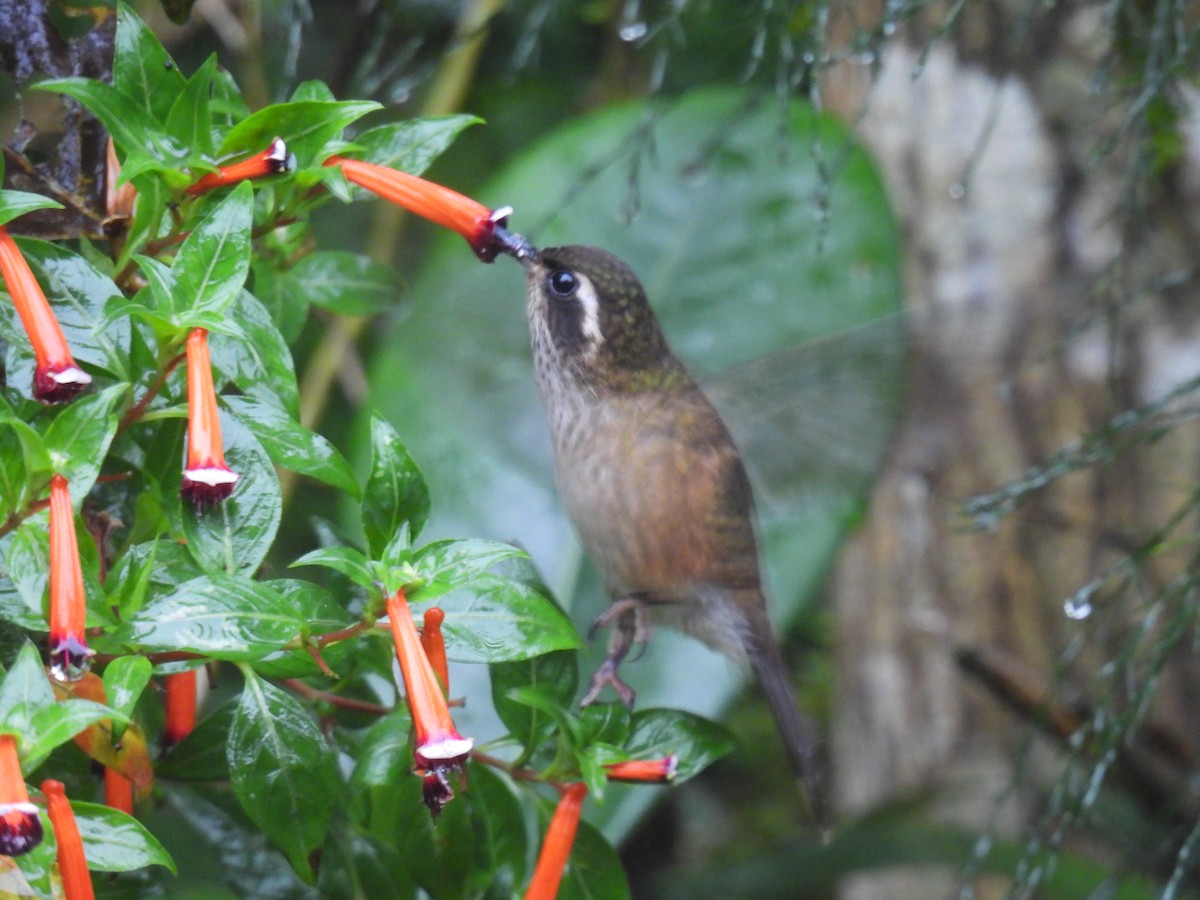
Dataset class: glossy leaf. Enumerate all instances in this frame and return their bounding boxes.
[491,650,579,752]
[622,708,736,782]
[218,100,382,166]
[33,78,184,169]
[166,54,218,156]
[283,250,399,315]
[180,411,281,576]
[0,642,55,739]
[101,655,153,744]
[353,115,482,176]
[73,800,175,873]
[362,414,430,557]
[43,384,127,501]
[209,290,300,418]
[25,699,128,771]
[224,394,359,496]
[408,538,529,602]
[4,521,49,629]
[112,0,186,121]
[0,190,63,228]
[290,545,375,588]
[173,182,253,323]
[228,671,340,882]
[424,573,580,663]
[119,574,301,660]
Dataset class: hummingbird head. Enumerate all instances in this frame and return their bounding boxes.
[522,245,683,393]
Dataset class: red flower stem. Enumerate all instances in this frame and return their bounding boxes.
[103,768,133,815]
[0,227,74,370]
[525,783,589,900]
[41,780,94,900]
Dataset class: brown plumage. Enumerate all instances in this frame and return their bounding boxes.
[521,245,825,823]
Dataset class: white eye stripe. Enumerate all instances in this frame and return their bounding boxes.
[573,273,604,346]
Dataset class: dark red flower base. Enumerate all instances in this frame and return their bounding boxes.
[0,803,43,856]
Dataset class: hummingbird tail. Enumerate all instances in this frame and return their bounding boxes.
[742,601,829,829]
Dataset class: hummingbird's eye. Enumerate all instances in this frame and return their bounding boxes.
[547,269,578,298]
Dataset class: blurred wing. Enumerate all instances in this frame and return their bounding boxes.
[705,314,908,523]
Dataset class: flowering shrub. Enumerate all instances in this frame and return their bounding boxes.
[0,5,733,896]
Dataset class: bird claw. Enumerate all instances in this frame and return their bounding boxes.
[581,595,648,708]
[580,657,636,709]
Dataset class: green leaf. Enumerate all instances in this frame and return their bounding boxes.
[250,579,358,678]
[112,1,186,121]
[180,410,280,576]
[24,699,130,772]
[165,54,217,157]
[353,115,482,176]
[43,384,128,500]
[219,100,382,167]
[362,414,430,557]
[209,290,300,417]
[0,642,55,742]
[423,573,580,663]
[348,713,412,838]
[558,816,630,900]
[0,189,63,228]
[290,545,375,589]
[17,237,132,380]
[623,708,736,782]
[283,250,399,315]
[73,800,176,873]
[224,394,359,496]
[228,670,340,882]
[106,539,202,621]
[409,538,529,600]
[119,574,301,660]
[491,650,579,753]
[173,181,253,323]
[101,655,152,744]
[319,828,415,900]
[5,520,49,628]
[33,77,184,168]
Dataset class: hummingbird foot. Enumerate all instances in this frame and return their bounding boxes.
[580,599,646,708]
[586,594,650,642]
[580,657,636,708]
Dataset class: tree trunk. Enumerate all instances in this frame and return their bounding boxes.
[825,5,1200,897]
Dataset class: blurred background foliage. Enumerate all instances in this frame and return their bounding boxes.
[3,0,1200,897]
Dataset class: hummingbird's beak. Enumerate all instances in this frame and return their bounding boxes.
[488,210,539,265]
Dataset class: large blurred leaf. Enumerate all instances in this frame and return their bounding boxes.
[364,88,903,837]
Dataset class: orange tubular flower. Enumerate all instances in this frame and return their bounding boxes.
[186,137,293,195]
[163,669,198,748]
[386,590,472,814]
[103,767,133,815]
[181,328,238,507]
[421,607,449,693]
[49,474,94,681]
[0,227,92,403]
[0,735,42,856]
[42,780,94,900]
[525,783,589,900]
[603,755,679,783]
[326,156,532,262]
